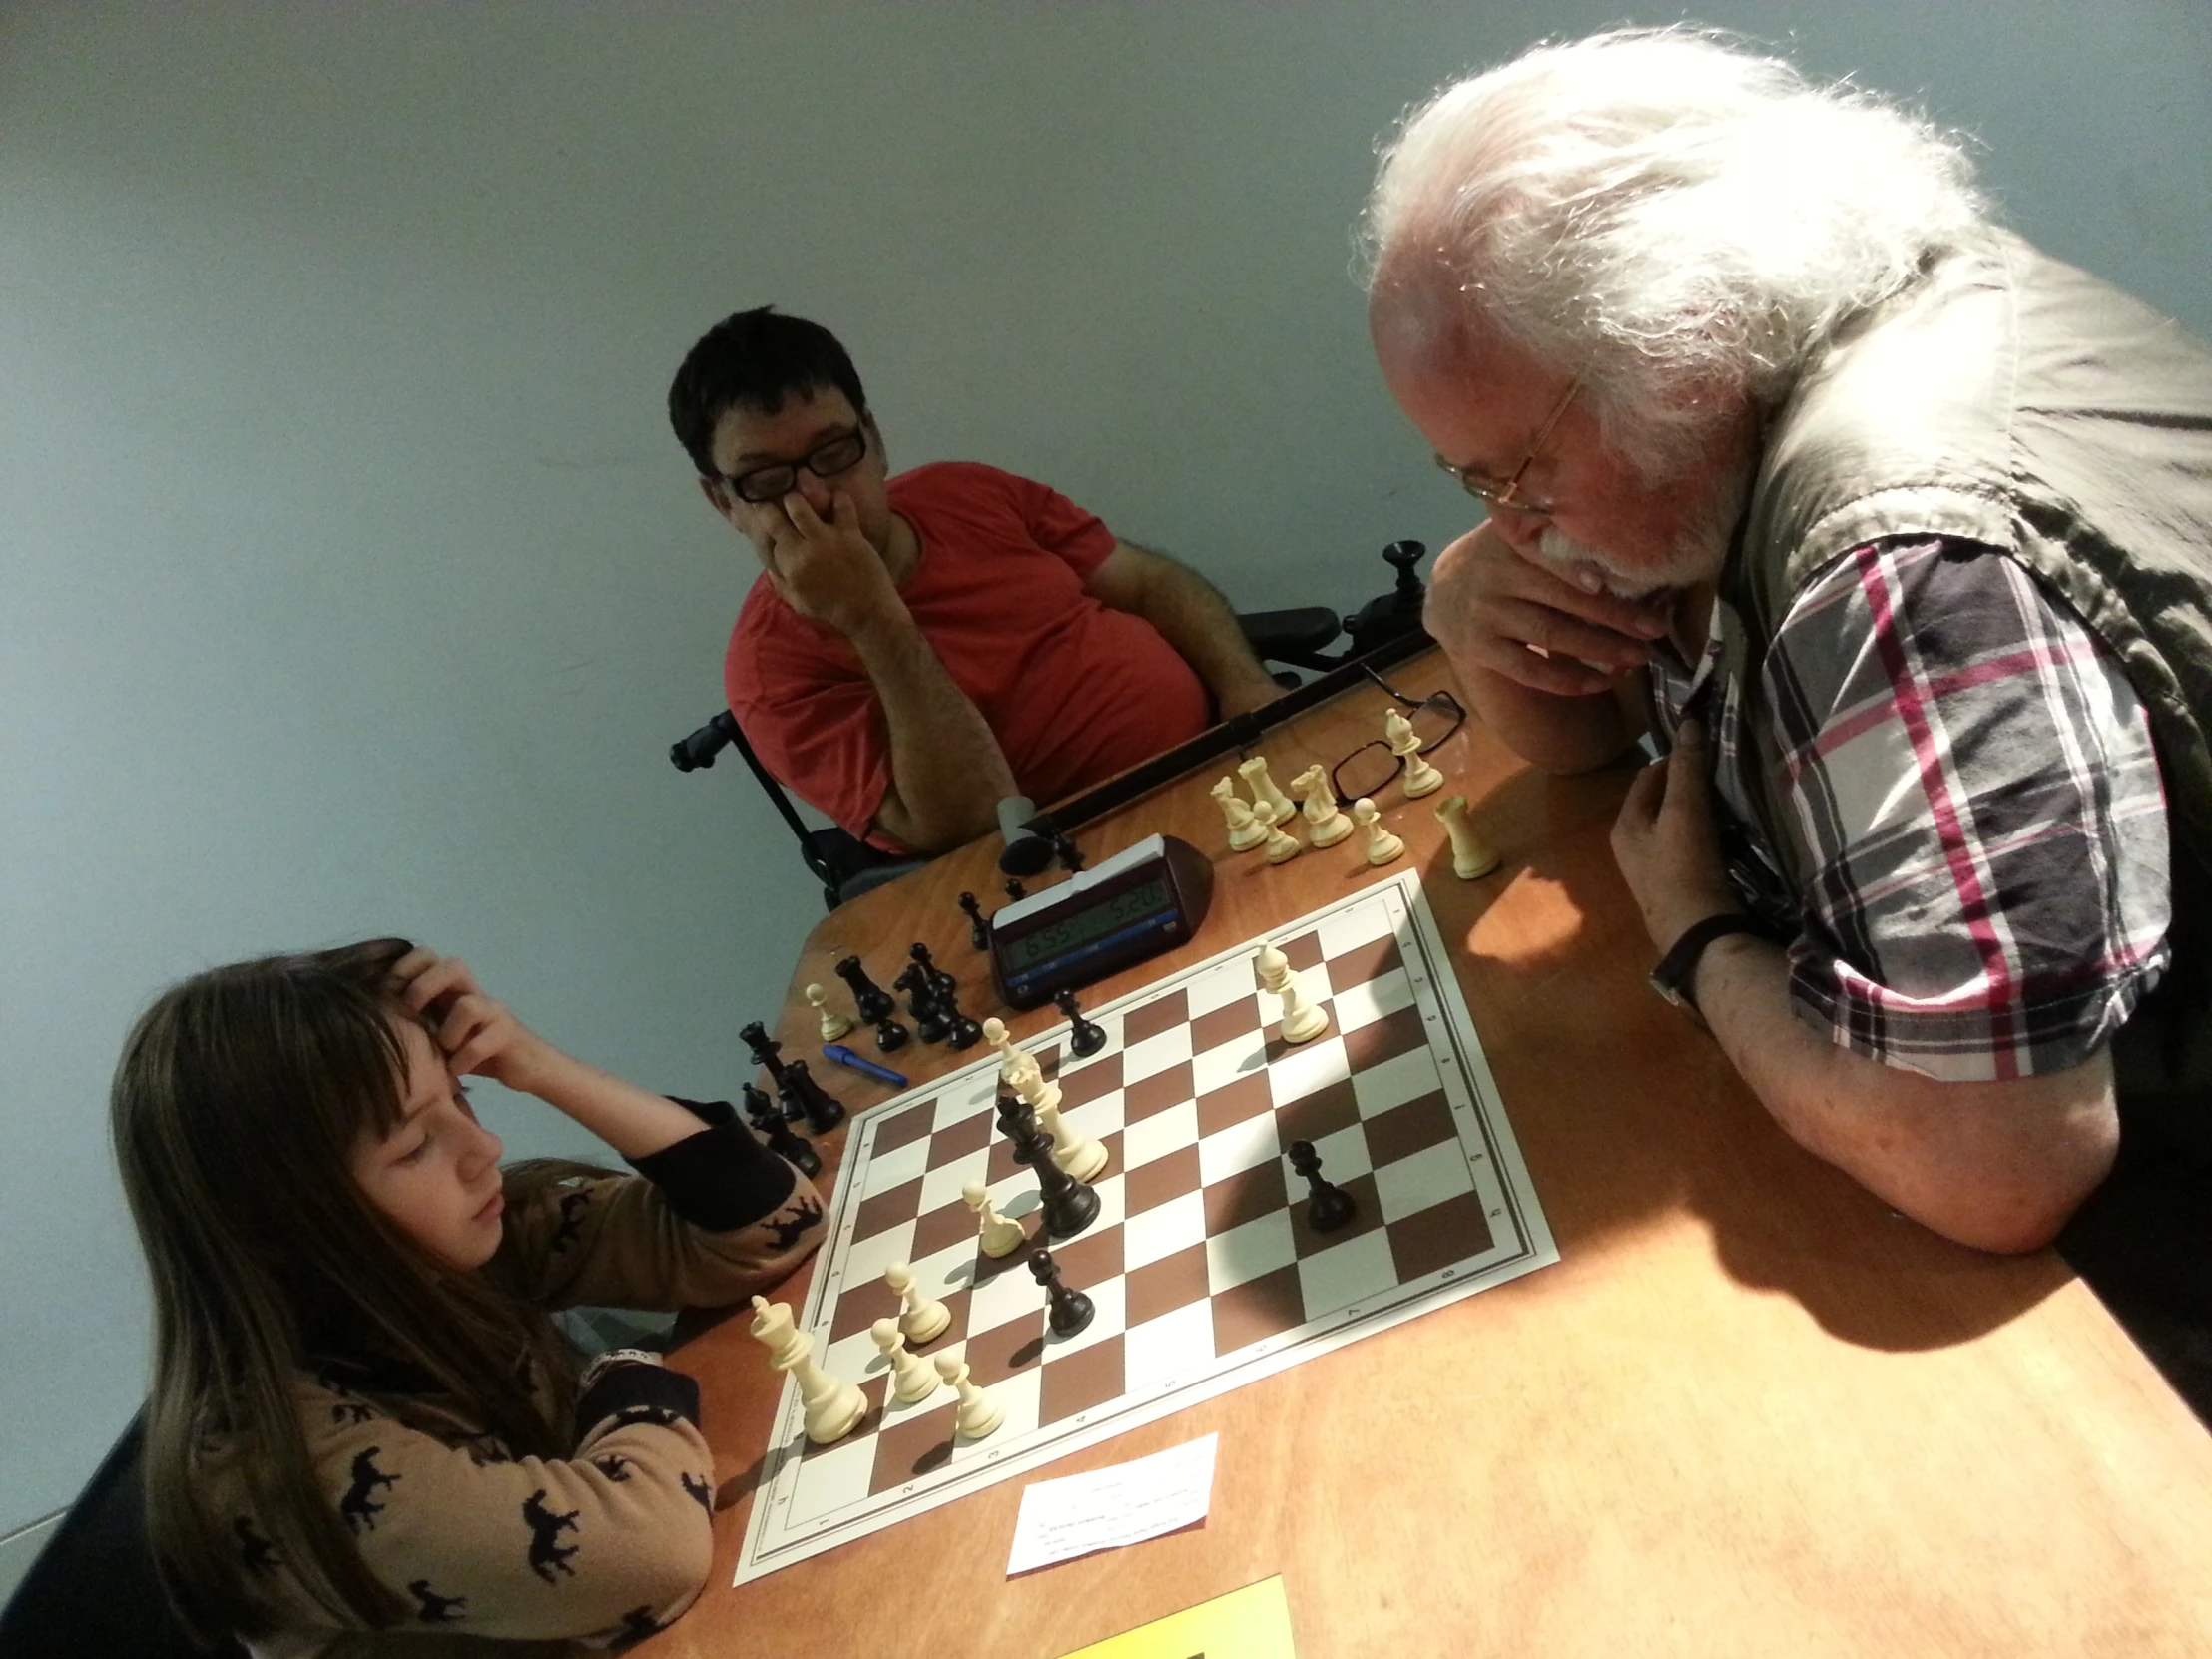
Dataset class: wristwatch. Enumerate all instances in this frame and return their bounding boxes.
[1648,913,1779,1023]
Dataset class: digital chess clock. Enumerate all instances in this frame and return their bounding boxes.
[990,833,1215,1009]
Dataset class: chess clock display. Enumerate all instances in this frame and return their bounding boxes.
[989,833,1213,1008]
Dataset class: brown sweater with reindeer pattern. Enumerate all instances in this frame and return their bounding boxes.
[210,1098,824,1657]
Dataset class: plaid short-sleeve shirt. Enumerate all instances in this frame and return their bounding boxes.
[1649,536,2172,1083]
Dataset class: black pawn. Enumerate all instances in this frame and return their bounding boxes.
[1288,1140,1357,1233]
[1054,989,1107,1059]
[1004,877,1027,902]
[779,1059,845,1136]
[1051,832,1086,874]
[943,1005,983,1050]
[742,1084,820,1178]
[1030,1248,1095,1339]
[958,891,990,952]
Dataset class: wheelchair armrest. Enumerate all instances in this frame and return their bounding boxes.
[1237,606,1342,664]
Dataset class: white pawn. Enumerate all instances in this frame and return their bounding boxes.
[1352,797,1404,866]
[1036,1099,1110,1182]
[748,1296,803,1369]
[1238,755,1297,824]
[1433,794,1500,879]
[1211,777,1267,852]
[806,982,852,1042]
[772,1332,867,1444]
[935,1352,1005,1439]
[962,1179,1027,1258]
[883,1261,951,1344]
[1290,764,1353,848]
[1256,943,1330,1042]
[1384,710,1445,798]
[871,1317,942,1404]
[1252,799,1302,865]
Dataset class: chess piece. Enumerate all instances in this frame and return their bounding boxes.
[1253,798,1302,864]
[871,1318,942,1404]
[884,1261,951,1344]
[1238,755,1297,823]
[1011,1054,1063,1117]
[1054,989,1107,1058]
[1291,763,1354,848]
[748,1295,803,1368]
[1211,777,1268,852]
[742,1083,822,1177]
[1256,944,1330,1042]
[1433,794,1501,879]
[983,1017,1043,1091]
[806,982,852,1042]
[943,1004,983,1049]
[1288,1140,1358,1232]
[1352,797,1404,865]
[777,1058,846,1135]
[1030,1249,1096,1339]
[1003,1096,1101,1240]
[772,1332,867,1444]
[934,1352,1004,1438]
[834,956,909,1051]
[958,890,991,951]
[910,941,959,1008]
[892,962,951,1044]
[1052,830,1086,873]
[740,1021,790,1090]
[963,1178,1027,1258]
[1004,877,1027,902]
[1384,709,1445,797]
[1036,1097,1108,1183]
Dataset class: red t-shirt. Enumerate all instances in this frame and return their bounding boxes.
[724,462,1212,849]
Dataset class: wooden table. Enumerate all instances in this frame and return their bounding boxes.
[650,652,2212,1658]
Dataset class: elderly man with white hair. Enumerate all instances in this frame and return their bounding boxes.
[1365,29,2212,1401]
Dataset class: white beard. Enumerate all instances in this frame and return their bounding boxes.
[1532,525,1713,600]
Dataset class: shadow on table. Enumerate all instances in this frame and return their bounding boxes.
[1431,761,2064,1357]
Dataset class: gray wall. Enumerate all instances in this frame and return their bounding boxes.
[6,0,2207,1540]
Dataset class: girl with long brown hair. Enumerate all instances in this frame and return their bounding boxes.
[111,938,825,1654]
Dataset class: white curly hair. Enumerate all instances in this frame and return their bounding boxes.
[1363,28,1988,473]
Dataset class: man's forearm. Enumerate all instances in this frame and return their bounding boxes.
[848,609,1016,851]
[1110,547,1282,718]
[1690,934,2118,1253]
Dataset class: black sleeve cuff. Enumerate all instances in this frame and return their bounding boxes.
[630,1098,799,1232]
[573,1361,702,1440]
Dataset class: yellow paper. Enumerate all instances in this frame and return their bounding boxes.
[1055,1576,1296,1658]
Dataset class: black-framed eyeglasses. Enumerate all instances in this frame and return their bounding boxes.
[1329,668,1467,807]
[722,426,870,505]
[1432,376,1579,518]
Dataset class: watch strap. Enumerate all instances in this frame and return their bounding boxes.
[1649,913,1780,1017]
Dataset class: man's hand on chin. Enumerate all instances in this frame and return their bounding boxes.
[752,490,901,639]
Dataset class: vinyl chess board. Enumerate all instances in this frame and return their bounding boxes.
[735,870,1556,1582]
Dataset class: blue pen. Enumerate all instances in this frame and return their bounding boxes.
[823,1045,908,1089]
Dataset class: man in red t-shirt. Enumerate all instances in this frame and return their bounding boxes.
[668,308,1284,853]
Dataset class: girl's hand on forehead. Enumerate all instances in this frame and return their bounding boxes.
[391,948,562,1094]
